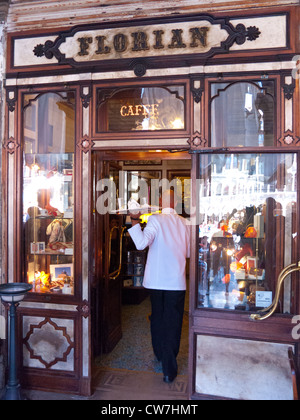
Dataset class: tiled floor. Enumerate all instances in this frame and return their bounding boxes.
[25,367,188,400]
[93,367,188,400]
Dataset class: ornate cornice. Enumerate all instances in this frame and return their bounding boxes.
[32,14,261,71]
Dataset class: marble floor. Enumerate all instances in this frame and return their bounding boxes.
[25,296,189,401]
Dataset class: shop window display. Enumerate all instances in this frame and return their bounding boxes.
[198,153,297,312]
[23,92,75,295]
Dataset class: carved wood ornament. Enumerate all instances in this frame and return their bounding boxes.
[32,15,261,71]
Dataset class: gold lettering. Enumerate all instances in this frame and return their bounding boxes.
[151,104,159,118]
[143,105,150,117]
[128,106,135,116]
[120,106,128,117]
[135,105,143,116]
[120,104,160,118]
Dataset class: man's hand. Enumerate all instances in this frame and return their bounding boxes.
[129,212,142,227]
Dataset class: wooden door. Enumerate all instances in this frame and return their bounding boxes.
[189,151,300,400]
[91,153,123,356]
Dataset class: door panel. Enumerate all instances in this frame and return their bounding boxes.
[190,151,300,400]
[92,154,123,356]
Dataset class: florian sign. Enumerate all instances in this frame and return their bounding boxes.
[8,13,289,74]
[28,15,263,71]
[76,27,211,56]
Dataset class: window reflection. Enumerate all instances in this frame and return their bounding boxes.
[211,81,275,148]
[198,154,297,312]
[23,92,75,295]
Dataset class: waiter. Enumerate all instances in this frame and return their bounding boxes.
[129,190,190,383]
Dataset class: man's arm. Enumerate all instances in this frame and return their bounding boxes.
[128,215,157,251]
[130,213,141,227]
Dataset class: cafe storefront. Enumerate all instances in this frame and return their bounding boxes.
[2,2,300,399]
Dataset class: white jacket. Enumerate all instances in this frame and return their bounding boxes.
[128,208,191,291]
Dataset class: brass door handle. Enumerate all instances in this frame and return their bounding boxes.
[109,226,127,280]
[250,262,300,321]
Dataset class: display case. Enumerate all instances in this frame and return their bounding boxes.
[22,91,75,295]
[197,153,297,313]
[122,246,149,305]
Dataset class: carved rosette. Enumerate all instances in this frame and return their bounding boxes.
[278,131,300,147]
[188,132,208,150]
[77,300,90,319]
[3,137,20,154]
[78,137,95,154]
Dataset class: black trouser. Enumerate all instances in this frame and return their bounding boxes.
[149,289,186,379]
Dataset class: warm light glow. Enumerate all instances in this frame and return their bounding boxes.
[39,271,50,287]
[140,211,161,224]
[244,227,257,238]
[210,244,217,252]
[31,164,40,172]
[230,261,243,273]
[226,248,235,257]
[30,271,51,288]
[171,118,184,130]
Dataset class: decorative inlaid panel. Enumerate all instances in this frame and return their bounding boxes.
[23,316,75,371]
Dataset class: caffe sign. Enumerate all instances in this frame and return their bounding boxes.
[29,15,261,69]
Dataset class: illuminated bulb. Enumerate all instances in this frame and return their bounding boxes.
[31,164,40,172]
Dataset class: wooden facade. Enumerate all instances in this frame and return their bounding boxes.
[1,0,300,400]
[6,0,300,32]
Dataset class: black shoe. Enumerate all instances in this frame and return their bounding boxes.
[163,375,176,384]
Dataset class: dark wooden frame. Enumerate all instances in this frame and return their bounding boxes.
[203,74,282,149]
[188,153,300,400]
[2,84,90,395]
[1,4,299,398]
[92,78,191,141]
[3,74,300,398]
[18,306,84,395]
[13,85,83,305]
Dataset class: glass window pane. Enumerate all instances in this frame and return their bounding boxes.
[211,81,275,148]
[97,86,185,132]
[23,92,75,295]
[198,153,297,313]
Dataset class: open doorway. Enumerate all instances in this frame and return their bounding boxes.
[91,150,191,390]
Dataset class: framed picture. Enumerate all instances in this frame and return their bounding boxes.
[30,242,45,254]
[50,264,73,281]
[247,257,257,271]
